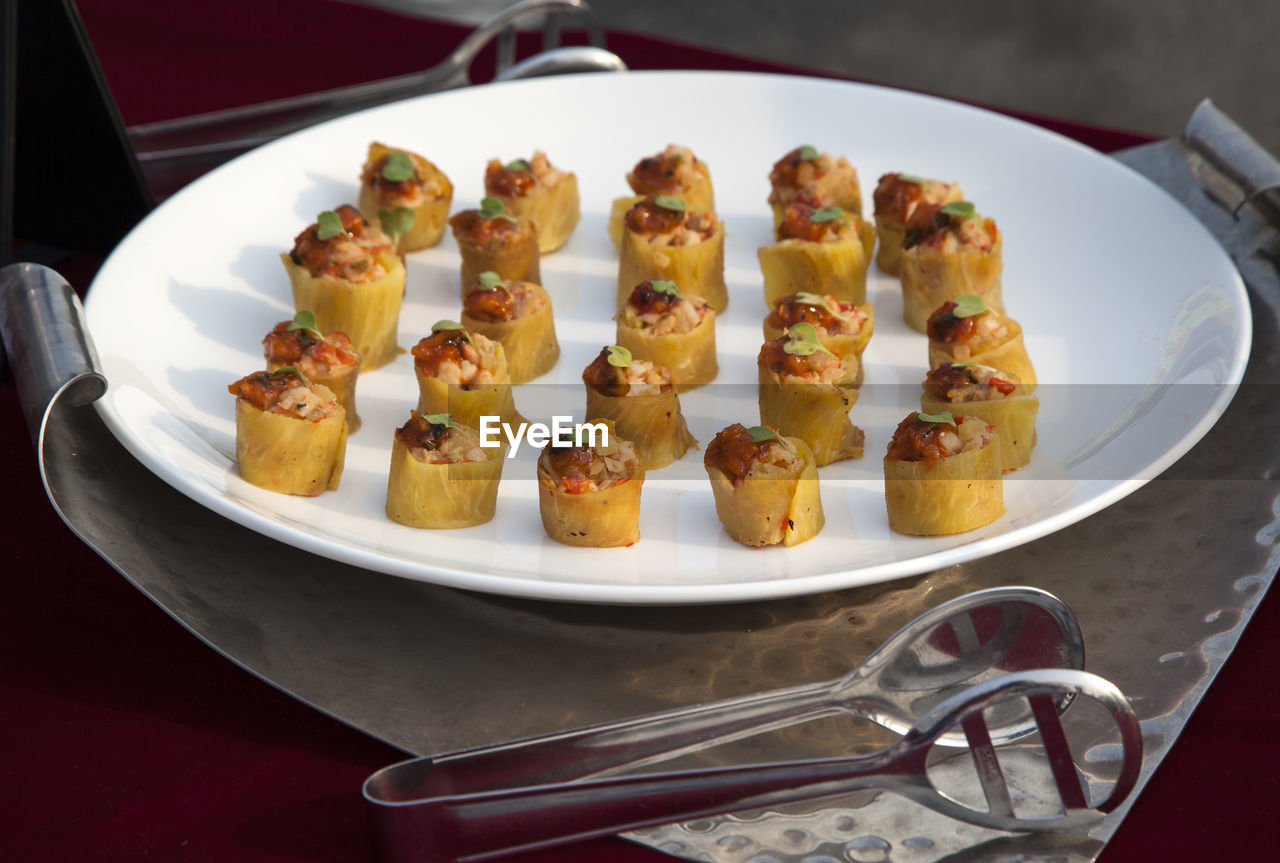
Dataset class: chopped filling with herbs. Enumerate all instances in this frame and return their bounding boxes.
[289,204,393,282]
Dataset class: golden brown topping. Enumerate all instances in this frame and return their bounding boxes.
[758,335,820,379]
[395,410,452,451]
[923,363,1018,401]
[873,173,926,221]
[767,293,862,333]
[627,145,702,197]
[462,285,517,322]
[625,280,680,316]
[484,160,536,198]
[262,321,358,369]
[411,328,479,378]
[623,197,685,236]
[704,423,762,484]
[228,369,336,420]
[885,414,955,462]
[582,347,631,397]
[449,207,526,248]
[777,202,851,243]
[289,204,391,281]
[769,147,823,193]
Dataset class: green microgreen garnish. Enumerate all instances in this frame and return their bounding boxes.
[809,207,847,224]
[315,210,348,241]
[286,309,324,340]
[271,365,308,384]
[653,195,686,212]
[505,158,531,172]
[668,152,686,164]
[794,292,851,321]
[748,425,796,451]
[941,200,976,220]
[377,206,416,245]
[918,411,956,427]
[476,271,504,291]
[796,145,820,161]
[420,412,456,429]
[650,279,681,297]
[381,151,416,182]
[897,172,926,184]
[431,320,474,344]
[952,295,989,318]
[478,196,517,222]
[605,345,632,368]
[783,322,836,358]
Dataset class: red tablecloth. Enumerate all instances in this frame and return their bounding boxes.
[3,1,1276,860]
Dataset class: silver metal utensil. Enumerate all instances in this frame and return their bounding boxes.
[366,586,1084,800]
[365,668,1140,862]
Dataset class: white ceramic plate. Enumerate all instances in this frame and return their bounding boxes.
[86,71,1250,604]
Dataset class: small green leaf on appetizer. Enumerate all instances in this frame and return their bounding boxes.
[796,145,820,161]
[896,172,927,184]
[272,365,309,384]
[605,345,633,368]
[794,291,839,315]
[505,158,532,172]
[668,152,686,164]
[421,412,456,429]
[650,279,681,297]
[918,411,957,427]
[431,320,474,344]
[809,207,846,224]
[286,310,324,339]
[377,206,416,245]
[941,200,976,220]
[381,151,416,182]
[783,322,836,358]
[476,271,504,291]
[654,195,686,212]
[315,210,348,241]
[478,195,518,222]
[952,295,989,318]
[748,425,796,450]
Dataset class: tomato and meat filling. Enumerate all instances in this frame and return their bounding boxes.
[411,327,502,389]
[449,207,533,250]
[768,147,859,211]
[767,292,868,337]
[902,201,998,253]
[923,363,1019,403]
[484,151,568,198]
[704,423,801,488]
[872,173,959,226]
[758,332,848,384]
[582,347,672,398]
[776,202,857,243]
[885,413,995,463]
[395,411,487,464]
[289,204,393,282]
[262,321,359,376]
[228,370,340,421]
[462,278,546,323]
[618,281,712,337]
[626,144,707,198]
[540,434,640,494]
[926,299,1013,353]
[361,150,447,208]
[623,197,716,246]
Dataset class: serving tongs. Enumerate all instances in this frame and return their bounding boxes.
[364,589,1140,861]
[126,0,625,174]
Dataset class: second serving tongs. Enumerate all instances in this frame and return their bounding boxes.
[364,588,1120,861]
[366,668,1141,862]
